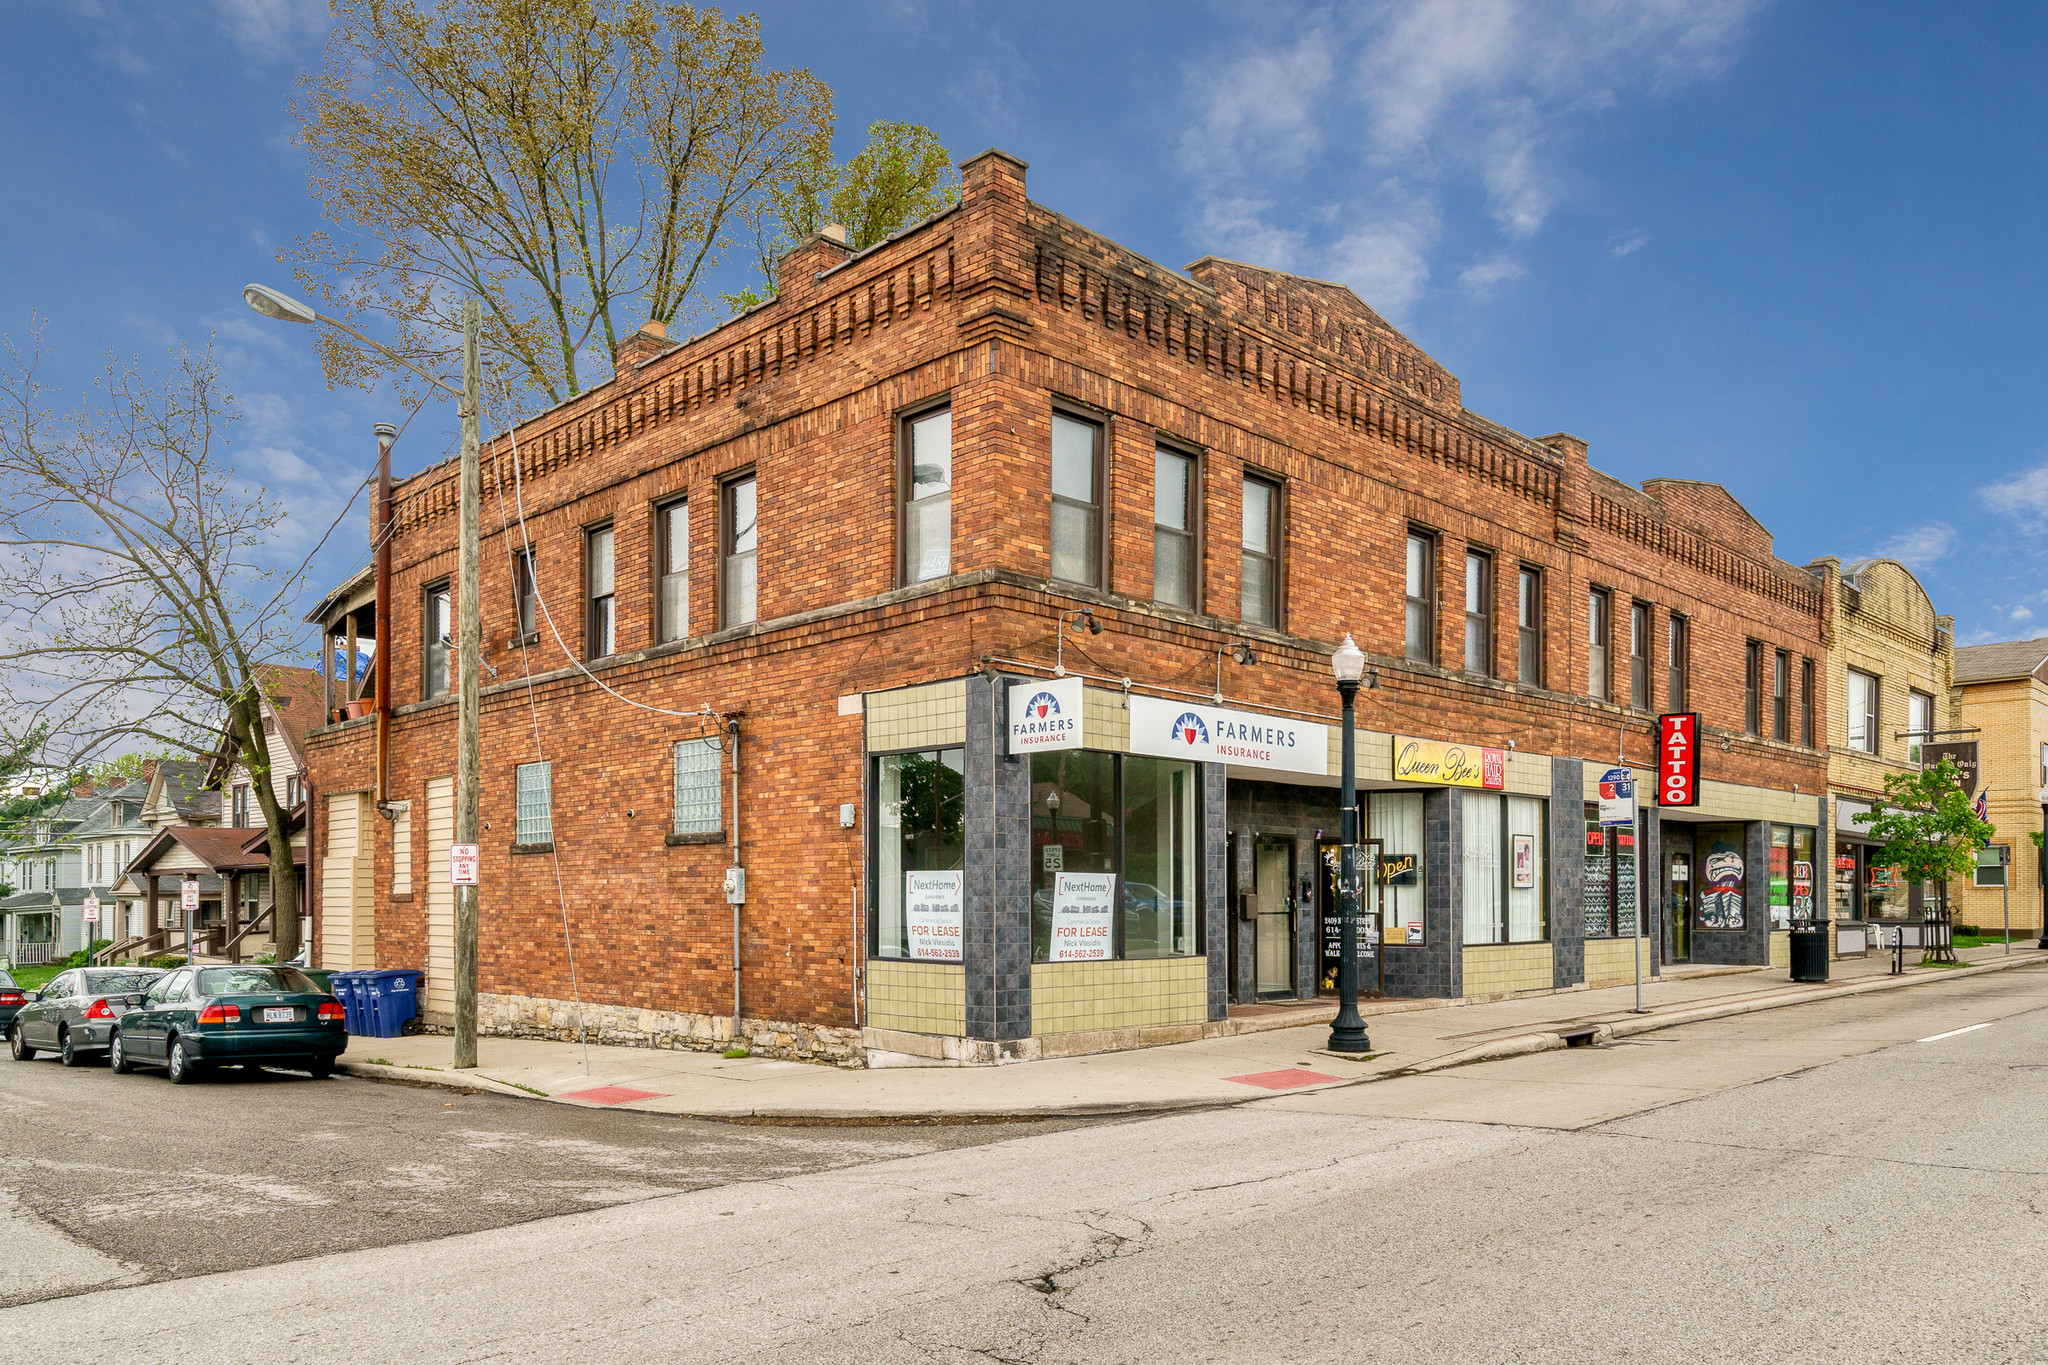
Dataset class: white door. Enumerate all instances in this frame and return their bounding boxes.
[1255,842,1293,996]
[424,776,455,1017]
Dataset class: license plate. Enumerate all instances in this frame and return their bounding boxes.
[262,1007,296,1023]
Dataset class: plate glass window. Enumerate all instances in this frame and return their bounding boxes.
[722,474,757,626]
[1629,603,1650,709]
[658,500,688,643]
[1517,567,1542,685]
[1908,690,1933,764]
[903,408,952,584]
[1241,476,1280,628]
[1153,448,1196,609]
[424,583,451,699]
[1368,791,1427,946]
[1460,793,1547,945]
[1587,589,1610,701]
[1667,615,1688,710]
[673,738,722,835]
[1464,553,1492,676]
[586,525,615,658]
[872,749,965,959]
[1050,414,1101,587]
[512,548,537,639]
[514,761,552,844]
[1028,752,1200,962]
[1847,669,1880,754]
[1405,533,1434,662]
[1772,650,1790,741]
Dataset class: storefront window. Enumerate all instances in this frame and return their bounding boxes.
[1460,793,1549,946]
[871,749,965,960]
[1030,752,1201,962]
[1582,804,1638,938]
[1367,791,1426,942]
[1768,825,1819,928]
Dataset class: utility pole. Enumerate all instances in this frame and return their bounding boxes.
[453,299,482,1069]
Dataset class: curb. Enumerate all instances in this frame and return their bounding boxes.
[332,952,2048,1121]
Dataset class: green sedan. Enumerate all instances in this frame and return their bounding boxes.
[111,964,349,1084]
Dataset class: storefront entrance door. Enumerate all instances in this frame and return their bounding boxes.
[1668,849,1692,963]
[1254,840,1293,996]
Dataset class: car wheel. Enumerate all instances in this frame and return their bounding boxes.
[109,1031,133,1074]
[9,1024,35,1062]
[305,1055,334,1079]
[59,1029,83,1067]
[166,1036,203,1085]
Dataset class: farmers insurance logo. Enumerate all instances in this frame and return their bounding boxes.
[1168,712,1210,746]
[1008,677,1081,752]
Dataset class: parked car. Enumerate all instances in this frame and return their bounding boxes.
[8,967,165,1066]
[111,964,347,1084]
[0,969,26,1034]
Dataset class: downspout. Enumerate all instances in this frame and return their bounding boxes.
[305,771,318,968]
[729,718,743,1042]
[374,422,396,809]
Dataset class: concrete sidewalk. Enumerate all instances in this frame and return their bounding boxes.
[337,942,2048,1120]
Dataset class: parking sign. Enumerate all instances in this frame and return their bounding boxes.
[82,896,100,925]
[180,879,199,913]
[450,844,480,885]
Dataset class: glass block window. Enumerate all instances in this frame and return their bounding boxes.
[674,738,723,835]
[515,762,552,844]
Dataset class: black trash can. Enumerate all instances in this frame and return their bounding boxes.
[1789,925,1829,983]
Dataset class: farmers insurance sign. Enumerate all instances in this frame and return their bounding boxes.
[1127,696,1327,776]
[1658,713,1700,806]
[1007,676,1082,754]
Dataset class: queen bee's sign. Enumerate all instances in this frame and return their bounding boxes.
[1392,737,1505,789]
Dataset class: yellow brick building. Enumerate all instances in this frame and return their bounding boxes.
[1806,558,1954,941]
[1949,639,2048,939]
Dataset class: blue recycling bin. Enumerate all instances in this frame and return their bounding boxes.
[363,969,424,1038]
[328,971,366,1035]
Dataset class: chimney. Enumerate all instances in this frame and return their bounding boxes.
[73,778,94,797]
[820,223,850,247]
[775,226,857,299]
[140,760,159,783]
[613,319,669,375]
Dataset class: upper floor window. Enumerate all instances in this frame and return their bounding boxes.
[722,472,758,627]
[585,524,615,659]
[1241,475,1281,628]
[1744,641,1763,735]
[657,499,688,643]
[1629,602,1650,709]
[1908,689,1933,765]
[1517,567,1542,686]
[1587,588,1611,701]
[1050,413,1102,588]
[1405,533,1435,663]
[1772,649,1790,741]
[1667,615,1688,711]
[1801,658,1815,747]
[232,783,250,828]
[1464,552,1492,676]
[1847,668,1880,754]
[902,406,952,584]
[286,775,304,808]
[514,761,552,845]
[424,582,451,700]
[1153,447,1197,610]
[512,547,538,640]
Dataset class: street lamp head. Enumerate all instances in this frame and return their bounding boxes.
[1331,634,1366,682]
[242,283,317,325]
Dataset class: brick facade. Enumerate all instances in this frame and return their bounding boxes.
[305,149,1829,1060]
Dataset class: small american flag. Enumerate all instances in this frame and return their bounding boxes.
[1973,789,1989,821]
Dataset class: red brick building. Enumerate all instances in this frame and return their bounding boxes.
[305,150,1828,1065]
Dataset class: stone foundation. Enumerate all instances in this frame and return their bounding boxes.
[416,992,866,1067]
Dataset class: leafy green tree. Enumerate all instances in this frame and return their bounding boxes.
[87,749,178,789]
[722,121,958,312]
[1854,758,1993,963]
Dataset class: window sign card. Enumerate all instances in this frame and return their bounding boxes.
[1008,676,1082,755]
[1049,872,1116,961]
[904,871,964,961]
[1511,833,1535,889]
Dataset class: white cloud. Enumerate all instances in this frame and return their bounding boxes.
[1982,459,2048,527]
[1610,231,1649,256]
[1175,1,1761,319]
[1458,253,1526,296]
[1869,522,1954,570]
[2013,606,2035,622]
[213,0,326,63]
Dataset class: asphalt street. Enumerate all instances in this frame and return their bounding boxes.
[4,966,2046,1363]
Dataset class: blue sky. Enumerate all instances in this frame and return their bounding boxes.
[4,0,2045,650]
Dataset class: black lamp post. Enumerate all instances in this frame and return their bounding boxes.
[1328,635,1373,1054]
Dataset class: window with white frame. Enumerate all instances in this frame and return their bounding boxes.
[514,761,553,845]
[586,524,615,659]
[1847,668,1880,754]
[1153,447,1197,610]
[673,738,722,835]
[902,406,953,584]
[1908,690,1933,765]
[657,499,688,643]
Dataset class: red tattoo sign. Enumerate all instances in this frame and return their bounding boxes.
[1658,713,1700,807]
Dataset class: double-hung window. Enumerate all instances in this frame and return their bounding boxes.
[657,499,688,643]
[722,472,757,627]
[1847,668,1880,754]
[1517,567,1542,685]
[424,582,451,700]
[512,548,538,640]
[902,406,952,584]
[1744,641,1763,735]
[1241,475,1280,628]
[1464,552,1492,676]
[1587,588,1611,701]
[1153,448,1197,610]
[673,738,723,836]
[232,783,250,828]
[1907,690,1933,764]
[1667,615,1688,710]
[1629,602,1650,709]
[1772,649,1790,741]
[1050,413,1103,588]
[585,524,615,659]
[1801,659,1816,747]
[1405,533,1435,663]
[514,761,552,845]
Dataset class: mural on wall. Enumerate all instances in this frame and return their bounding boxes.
[1700,837,1746,930]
